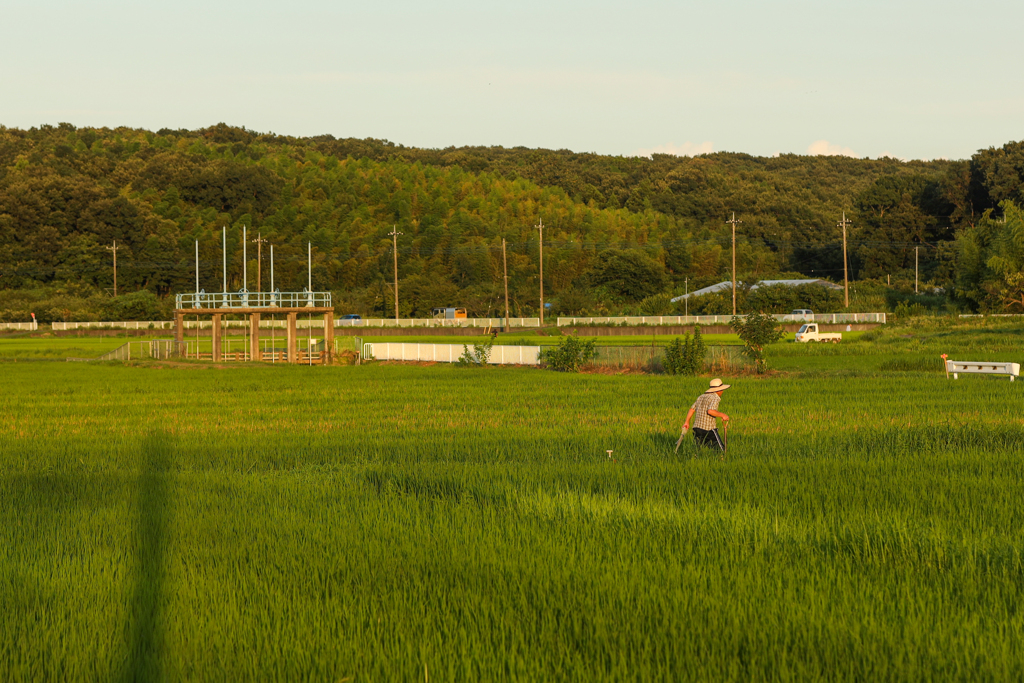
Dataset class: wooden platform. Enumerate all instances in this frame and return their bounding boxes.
[174,308,334,364]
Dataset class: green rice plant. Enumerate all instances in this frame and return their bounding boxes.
[879,356,945,372]
[1,333,1023,681]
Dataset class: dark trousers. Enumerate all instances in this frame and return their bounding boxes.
[693,427,724,450]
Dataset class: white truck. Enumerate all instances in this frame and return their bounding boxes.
[795,323,842,343]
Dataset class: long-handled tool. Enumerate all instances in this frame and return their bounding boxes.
[674,425,688,453]
[720,419,729,461]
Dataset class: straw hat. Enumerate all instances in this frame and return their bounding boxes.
[705,378,731,393]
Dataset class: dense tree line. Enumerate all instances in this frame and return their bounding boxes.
[1,123,1023,321]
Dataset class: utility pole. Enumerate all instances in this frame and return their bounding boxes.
[535,218,544,324]
[106,240,119,296]
[727,212,742,315]
[389,226,403,322]
[684,277,688,317]
[252,232,267,292]
[242,225,247,291]
[222,226,227,294]
[837,212,853,308]
[502,238,510,329]
[915,247,919,294]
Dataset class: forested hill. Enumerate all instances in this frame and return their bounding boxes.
[1,123,1022,321]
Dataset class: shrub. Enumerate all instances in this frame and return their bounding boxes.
[542,334,597,372]
[892,300,929,322]
[639,293,673,316]
[664,337,685,375]
[663,326,707,375]
[456,340,493,367]
[730,312,785,374]
[690,324,706,371]
[101,290,167,321]
[745,283,844,313]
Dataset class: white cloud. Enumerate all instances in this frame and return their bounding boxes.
[632,141,714,158]
[806,140,857,158]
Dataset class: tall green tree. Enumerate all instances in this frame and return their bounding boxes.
[954,200,1024,311]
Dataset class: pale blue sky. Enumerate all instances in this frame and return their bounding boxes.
[3,0,1022,160]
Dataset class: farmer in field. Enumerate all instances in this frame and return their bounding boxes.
[679,378,731,452]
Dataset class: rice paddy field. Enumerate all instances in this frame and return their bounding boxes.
[1,319,1022,681]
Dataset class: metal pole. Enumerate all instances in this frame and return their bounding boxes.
[106,241,118,296]
[837,212,852,308]
[535,218,544,324]
[222,226,227,293]
[270,244,275,292]
[243,225,247,291]
[503,238,510,329]
[685,277,688,317]
[252,232,266,294]
[388,227,403,322]
[195,240,199,294]
[915,247,919,294]
[727,213,742,315]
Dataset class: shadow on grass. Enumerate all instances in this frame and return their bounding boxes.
[120,430,172,683]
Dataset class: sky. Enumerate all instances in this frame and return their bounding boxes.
[2,0,1022,161]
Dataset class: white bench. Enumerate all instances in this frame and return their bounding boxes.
[946,360,1020,382]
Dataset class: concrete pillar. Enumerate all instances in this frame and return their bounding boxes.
[250,313,261,362]
[212,314,222,362]
[287,312,298,364]
[323,312,334,365]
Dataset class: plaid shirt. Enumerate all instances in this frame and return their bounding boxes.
[690,392,722,431]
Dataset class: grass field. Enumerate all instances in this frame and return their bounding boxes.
[1,321,1022,681]
[0,335,150,360]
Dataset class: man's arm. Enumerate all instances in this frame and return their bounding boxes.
[708,408,730,422]
[682,407,695,431]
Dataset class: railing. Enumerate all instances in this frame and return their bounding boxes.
[959,313,1024,318]
[67,340,184,362]
[175,290,332,309]
[340,317,540,328]
[363,342,542,365]
[0,322,39,331]
[945,360,1020,381]
[53,321,174,331]
[557,312,887,326]
[176,318,538,329]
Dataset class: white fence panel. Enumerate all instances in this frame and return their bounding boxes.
[557,313,886,326]
[364,343,541,365]
[52,321,174,330]
[0,322,38,331]
[959,313,1024,318]
[338,317,540,328]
